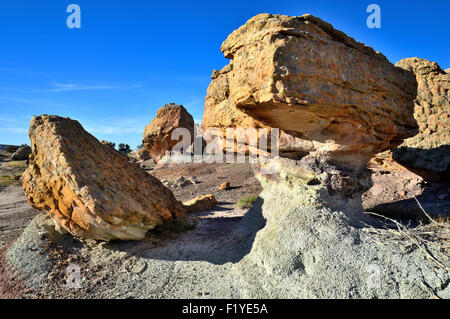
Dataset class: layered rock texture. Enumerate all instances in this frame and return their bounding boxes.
[204,62,319,158]
[394,58,449,180]
[22,115,186,241]
[232,158,449,298]
[206,13,418,169]
[143,103,194,163]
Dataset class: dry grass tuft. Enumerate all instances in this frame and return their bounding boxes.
[363,196,449,269]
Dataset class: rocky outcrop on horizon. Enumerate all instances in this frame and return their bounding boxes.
[22,115,186,241]
[143,103,194,163]
[394,57,449,180]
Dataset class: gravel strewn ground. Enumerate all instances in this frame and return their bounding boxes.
[0,156,448,299]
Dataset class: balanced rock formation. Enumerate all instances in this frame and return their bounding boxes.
[222,14,447,298]
[394,58,449,180]
[22,115,186,241]
[212,13,418,169]
[143,103,194,163]
[202,14,450,298]
[11,145,31,161]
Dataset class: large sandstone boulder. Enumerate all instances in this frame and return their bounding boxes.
[143,103,194,163]
[212,13,418,169]
[11,145,31,161]
[393,58,449,180]
[22,115,186,241]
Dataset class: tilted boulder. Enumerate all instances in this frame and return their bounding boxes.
[22,115,186,241]
[394,58,449,180]
[11,145,31,161]
[216,13,418,169]
[143,103,194,163]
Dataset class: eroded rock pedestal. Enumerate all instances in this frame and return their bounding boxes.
[232,157,449,298]
[212,14,448,298]
[22,115,186,241]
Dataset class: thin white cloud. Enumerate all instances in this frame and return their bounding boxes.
[0,126,28,134]
[0,116,29,134]
[0,95,64,107]
[83,117,148,136]
[49,82,143,92]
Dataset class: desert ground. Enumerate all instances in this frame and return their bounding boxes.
[0,147,448,298]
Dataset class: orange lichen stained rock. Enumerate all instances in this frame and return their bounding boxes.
[22,115,186,241]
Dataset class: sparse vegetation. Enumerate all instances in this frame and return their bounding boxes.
[4,161,27,170]
[237,196,258,209]
[118,143,132,155]
[0,174,22,188]
[151,218,197,239]
[363,197,450,269]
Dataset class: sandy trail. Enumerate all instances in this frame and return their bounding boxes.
[0,185,39,248]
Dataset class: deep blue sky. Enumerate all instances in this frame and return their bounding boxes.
[0,0,449,148]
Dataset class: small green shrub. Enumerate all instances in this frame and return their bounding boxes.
[237,196,259,209]
[118,143,132,155]
[0,174,22,187]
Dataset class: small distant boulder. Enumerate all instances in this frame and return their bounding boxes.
[183,194,217,213]
[218,181,231,191]
[11,145,31,161]
[143,103,194,163]
[129,147,151,162]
